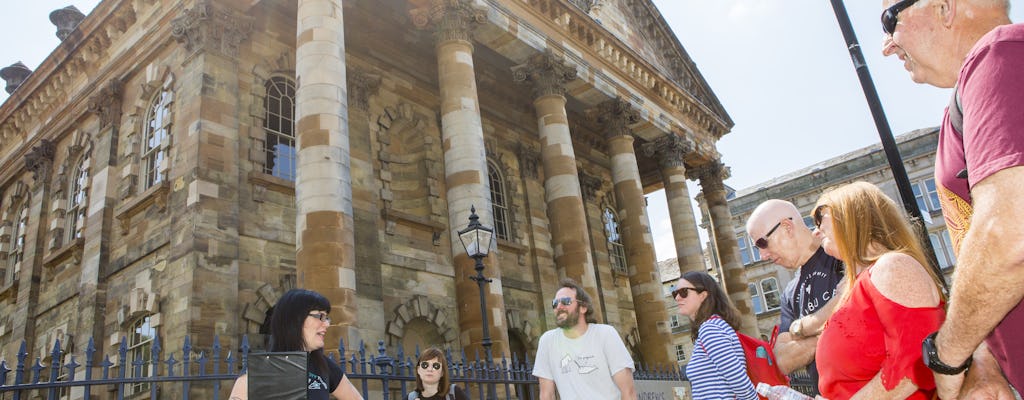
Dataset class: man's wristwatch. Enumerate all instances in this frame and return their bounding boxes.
[922,332,972,375]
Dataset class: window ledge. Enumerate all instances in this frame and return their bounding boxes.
[43,237,84,268]
[115,181,170,235]
[0,278,18,301]
[496,238,527,253]
[248,171,295,195]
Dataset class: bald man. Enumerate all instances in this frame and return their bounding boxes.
[882,0,1023,397]
[746,199,842,395]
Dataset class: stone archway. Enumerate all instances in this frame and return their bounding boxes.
[241,279,295,351]
[386,295,458,352]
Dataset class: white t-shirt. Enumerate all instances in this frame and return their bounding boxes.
[532,324,635,400]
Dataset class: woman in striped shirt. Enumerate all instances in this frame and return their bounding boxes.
[676,271,758,400]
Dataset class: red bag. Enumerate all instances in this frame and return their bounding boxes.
[737,325,789,399]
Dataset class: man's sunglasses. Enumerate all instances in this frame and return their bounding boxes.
[754,217,791,250]
[671,287,703,299]
[551,297,575,309]
[812,205,830,229]
[419,361,443,370]
[882,0,920,35]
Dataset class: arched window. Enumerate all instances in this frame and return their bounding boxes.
[603,208,628,275]
[264,76,297,180]
[66,159,89,242]
[7,202,29,283]
[142,89,173,190]
[488,160,510,241]
[127,315,156,395]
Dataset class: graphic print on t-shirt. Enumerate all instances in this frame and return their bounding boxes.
[559,353,599,374]
[308,372,329,390]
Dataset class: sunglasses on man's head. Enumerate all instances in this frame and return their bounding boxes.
[671,287,703,299]
[551,297,575,309]
[754,217,792,250]
[419,362,443,370]
[882,0,920,35]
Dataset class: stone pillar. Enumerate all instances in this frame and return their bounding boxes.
[411,0,510,359]
[169,1,250,362]
[511,51,602,319]
[640,134,704,274]
[11,140,57,357]
[293,0,358,346]
[595,98,673,365]
[347,67,382,342]
[688,161,759,336]
[75,79,124,362]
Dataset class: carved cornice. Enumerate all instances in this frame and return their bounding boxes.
[641,134,692,169]
[24,139,56,183]
[171,0,253,57]
[511,50,578,99]
[347,68,382,112]
[410,0,488,45]
[516,144,540,179]
[686,160,730,193]
[87,79,124,128]
[592,97,640,139]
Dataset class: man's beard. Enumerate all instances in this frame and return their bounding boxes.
[555,308,579,329]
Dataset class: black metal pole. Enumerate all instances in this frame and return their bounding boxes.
[470,255,497,399]
[828,0,947,291]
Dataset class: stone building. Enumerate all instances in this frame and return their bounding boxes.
[0,0,761,390]
[705,127,957,337]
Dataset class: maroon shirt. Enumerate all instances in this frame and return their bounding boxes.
[936,23,1024,391]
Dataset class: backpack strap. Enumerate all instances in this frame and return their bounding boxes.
[447,384,457,400]
[408,390,419,400]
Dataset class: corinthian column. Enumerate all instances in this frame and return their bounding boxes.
[688,161,759,336]
[640,134,704,275]
[411,0,510,360]
[595,98,673,365]
[295,0,358,346]
[512,51,602,320]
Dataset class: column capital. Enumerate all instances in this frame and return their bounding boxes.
[511,50,578,98]
[591,97,640,139]
[171,0,253,57]
[24,139,56,184]
[687,160,730,191]
[87,79,123,128]
[347,67,382,111]
[641,134,692,169]
[410,0,487,45]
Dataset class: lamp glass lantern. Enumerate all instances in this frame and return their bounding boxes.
[458,207,494,258]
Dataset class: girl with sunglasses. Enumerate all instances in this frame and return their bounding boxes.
[409,347,469,400]
[229,289,363,400]
[675,271,757,400]
[812,182,946,399]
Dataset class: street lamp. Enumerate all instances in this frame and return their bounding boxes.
[457,205,496,398]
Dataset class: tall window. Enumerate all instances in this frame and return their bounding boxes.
[66,159,89,243]
[127,316,156,395]
[603,208,628,275]
[930,230,957,269]
[738,234,761,265]
[748,283,764,314]
[263,77,297,180]
[675,344,687,363]
[142,89,173,189]
[488,161,510,241]
[760,278,781,312]
[670,314,681,329]
[7,203,29,283]
[923,178,942,211]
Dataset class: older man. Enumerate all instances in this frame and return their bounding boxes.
[882,0,1024,397]
[746,199,843,395]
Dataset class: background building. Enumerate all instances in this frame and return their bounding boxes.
[0,0,763,393]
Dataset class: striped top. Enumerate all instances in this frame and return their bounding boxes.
[685,315,757,400]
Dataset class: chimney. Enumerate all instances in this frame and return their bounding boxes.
[50,5,86,41]
[1,62,33,94]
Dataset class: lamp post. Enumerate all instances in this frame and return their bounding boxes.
[458,205,496,399]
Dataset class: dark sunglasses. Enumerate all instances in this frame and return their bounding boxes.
[671,287,703,299]
[812,205,830,229]
[419,361,443,370]
[307,312,330,323]
[754,217,791,249]
[551,297,575,309]
[882,0,919,35]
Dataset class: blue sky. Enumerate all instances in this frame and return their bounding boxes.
[3,1,1020,262]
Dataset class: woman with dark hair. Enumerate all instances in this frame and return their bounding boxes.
[676,271,757,400]
[812,182,945,399]
[229,289,363,400]
[408,347,469,400]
